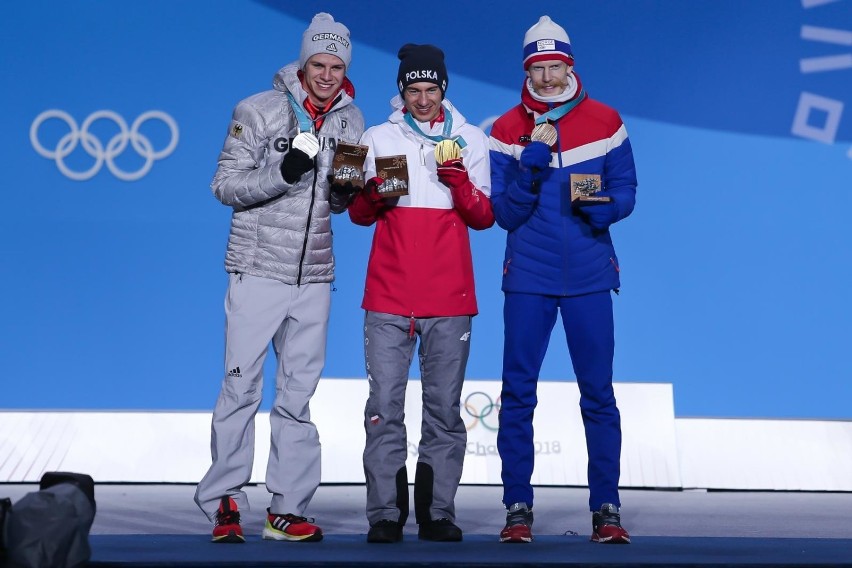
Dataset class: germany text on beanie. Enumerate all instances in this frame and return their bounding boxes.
[300,13,352,70]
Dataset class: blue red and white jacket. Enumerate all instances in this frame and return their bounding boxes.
[349,96,494,317]
[489,73,637,296]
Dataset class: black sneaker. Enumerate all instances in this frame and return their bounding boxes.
[591,503,630,544]
[367,519,403,543]
[418,518,463,542]
[500,502,533,543]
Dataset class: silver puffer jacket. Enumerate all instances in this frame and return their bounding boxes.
[211,62,365,284]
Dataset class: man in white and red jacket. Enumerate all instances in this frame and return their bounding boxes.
[346,43,494,544]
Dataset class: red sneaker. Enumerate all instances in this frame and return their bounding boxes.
[499,502,533,543]
[262,510,323,542]
[591,503,631,544]
[212,496,245,543]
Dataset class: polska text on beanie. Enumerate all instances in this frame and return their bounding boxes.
[300,13,352,70]
[396,44,448,95]
[523,15,574,69]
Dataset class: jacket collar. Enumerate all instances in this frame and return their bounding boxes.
[521,71,584,117]
[274,62,355,112]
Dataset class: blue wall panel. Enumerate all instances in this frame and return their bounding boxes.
[2,1,850,418]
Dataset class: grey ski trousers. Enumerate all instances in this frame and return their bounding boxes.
[195,273,330,520]
[362,311,471,526]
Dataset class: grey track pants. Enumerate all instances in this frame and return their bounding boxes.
[195,273,330,520]
[362,311,471,526]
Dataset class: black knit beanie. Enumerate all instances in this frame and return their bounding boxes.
[396,43,448,96]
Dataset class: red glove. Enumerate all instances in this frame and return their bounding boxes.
[436,158,471,191]
[364,176,386,204]
[348,176,391,225]
[436,158,495,230]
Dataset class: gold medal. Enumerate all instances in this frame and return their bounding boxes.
[434,139,462,164]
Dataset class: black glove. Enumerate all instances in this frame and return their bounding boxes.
[328,179,361,214]
[280,148,314,184]
[280,132,319,184]
[329,179,360,199]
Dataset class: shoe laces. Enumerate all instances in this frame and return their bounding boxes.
[594,504,622,528]
[216,509,240,526]
[505,503,532,527]
[216,499,240,526]
[279,513,315,524]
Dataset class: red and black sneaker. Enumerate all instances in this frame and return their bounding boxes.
[591,503,631,544]
[262,510,323,542]
[499,502,534,543]
[212,496,245,543]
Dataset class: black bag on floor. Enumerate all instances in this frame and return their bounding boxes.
[2,472,96,568]
[1,496,12,560]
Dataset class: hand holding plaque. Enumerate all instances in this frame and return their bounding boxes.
[374,155,409,198]
[570,173,611,207]
[331,142,369,189]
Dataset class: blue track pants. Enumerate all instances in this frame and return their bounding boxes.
[497,290,621,511]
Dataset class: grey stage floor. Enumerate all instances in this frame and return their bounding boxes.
[2,483,852,540]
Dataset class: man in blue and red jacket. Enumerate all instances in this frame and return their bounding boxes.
[489,15,637,545]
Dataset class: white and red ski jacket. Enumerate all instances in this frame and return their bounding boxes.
[348,96,494,318]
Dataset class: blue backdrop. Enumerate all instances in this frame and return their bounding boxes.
[2,1,850,418]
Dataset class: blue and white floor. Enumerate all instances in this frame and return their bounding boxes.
[3,484,851,566]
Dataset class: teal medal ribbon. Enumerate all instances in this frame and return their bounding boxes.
[403,105,467,149]
[534,89,586,125]
[286,91,315,133]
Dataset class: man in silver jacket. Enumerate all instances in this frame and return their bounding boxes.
[194,13,364,544]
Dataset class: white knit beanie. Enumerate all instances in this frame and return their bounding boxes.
[523,15,574,69]
[299,13,352,70]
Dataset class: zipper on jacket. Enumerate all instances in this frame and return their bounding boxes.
[554,111,573,296]
[296,158,318,286]
[553,105,564,170]
[419,144,426,166]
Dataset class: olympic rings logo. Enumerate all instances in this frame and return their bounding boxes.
[463,391,501,432]
[30,109,179,181]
